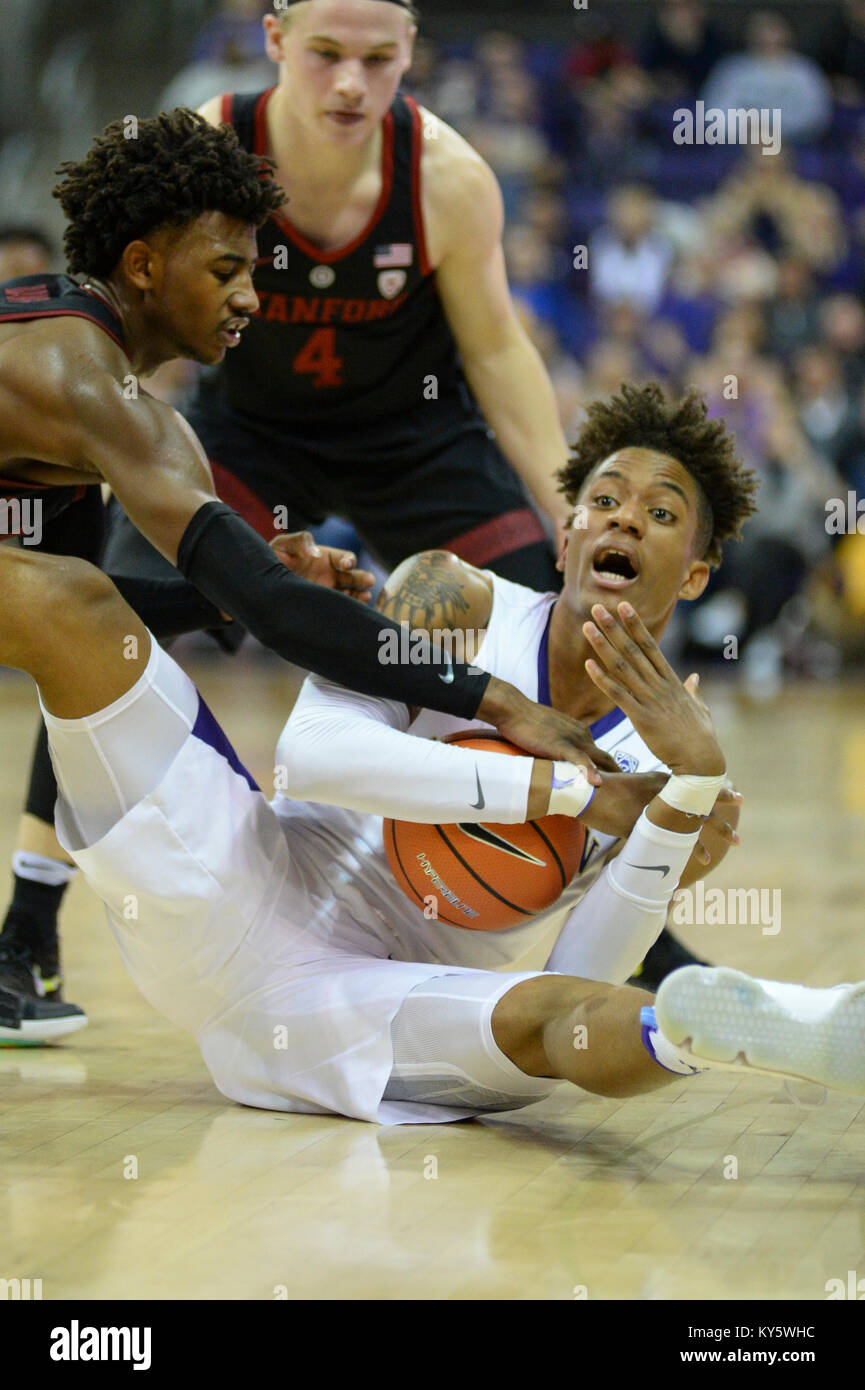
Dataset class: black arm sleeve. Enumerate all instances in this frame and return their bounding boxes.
[176,501,491,718]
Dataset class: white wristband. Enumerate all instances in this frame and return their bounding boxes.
[657,772,726,818]
[547,763,595,818]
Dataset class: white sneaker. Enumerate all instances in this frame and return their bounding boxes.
[655,966,865,1095]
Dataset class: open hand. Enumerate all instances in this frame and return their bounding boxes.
[583,602,725,776]
[270,533,375,602]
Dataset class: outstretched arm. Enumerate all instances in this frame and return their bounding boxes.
[278,551,615,821]
[427,121,572,535]
[65,376,610,762]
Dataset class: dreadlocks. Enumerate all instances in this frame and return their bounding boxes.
[53,108,286,278]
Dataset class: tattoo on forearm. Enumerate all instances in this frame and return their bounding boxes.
[376,551,472,630]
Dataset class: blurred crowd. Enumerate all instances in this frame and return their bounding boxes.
[400,0,865,690]
[6,0,865,689]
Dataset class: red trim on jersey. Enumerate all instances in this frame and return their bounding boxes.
[252,86,275,156]
[220,92,234,124]
[0,475,52,491]
[209,459,276,539]
[440,508,546,567]
[405,96,432,278]
[0,307,125,354]
[259,89,396,264]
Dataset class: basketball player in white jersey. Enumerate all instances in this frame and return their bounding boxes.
[3,380,864,1121]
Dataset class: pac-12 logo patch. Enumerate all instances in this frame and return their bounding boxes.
[310,265,336,289]
[378,269,407,299]
[614,750,640,772]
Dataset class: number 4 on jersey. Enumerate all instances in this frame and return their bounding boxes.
[293,328,344,388]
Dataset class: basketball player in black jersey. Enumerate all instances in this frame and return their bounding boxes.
[0,109,616,1043]
[107,0,571,592]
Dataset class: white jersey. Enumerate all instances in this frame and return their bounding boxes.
[272,574,667,973]
[47,577,670,1126]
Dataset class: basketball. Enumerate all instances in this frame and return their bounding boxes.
[383,732,587,930]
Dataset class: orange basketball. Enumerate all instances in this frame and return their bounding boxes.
[383,732,587,931]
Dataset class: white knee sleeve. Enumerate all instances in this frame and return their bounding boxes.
[40,636,199,851]
[385,971,561,1112]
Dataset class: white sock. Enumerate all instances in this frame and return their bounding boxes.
[13,849,77,887]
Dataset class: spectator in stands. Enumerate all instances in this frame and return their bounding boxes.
[640,0,729,98]
[701,10,832,145]
[503,221,576,352]
[836,380,865,493]
[158,0,273,112]
[706,147,848,277]
[763,257,821,363]
[687,312,838,688]
[792,343,862,473]
[464,67,559,212]
[820,293,865,392]
[431,57,481,130]
[818,0,865,104]
[579,343,644,404]
[190,0,268,64]
[0,225,54,280]
[589,185,675,315]
[657,250,724,355]
[593,299,689,389]
[562,14,637,88]
[568,87,656,188]
[401,35,443,111]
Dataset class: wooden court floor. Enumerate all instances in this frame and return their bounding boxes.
[2,656,865,1301]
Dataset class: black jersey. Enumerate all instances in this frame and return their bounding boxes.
[0,275,125,537]
[191,88,486,465]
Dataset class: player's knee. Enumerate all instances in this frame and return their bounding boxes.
[35,556,133,656]
[0,551,116,670]
[49,555,119,618]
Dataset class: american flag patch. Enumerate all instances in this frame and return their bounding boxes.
[374,243,413,268]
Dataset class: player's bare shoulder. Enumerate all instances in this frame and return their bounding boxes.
[417,107,504,268]
[376,549,493,640]
[0,315,131,471]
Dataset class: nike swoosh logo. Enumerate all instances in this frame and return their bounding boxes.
[626,862,671,877]
[470,766,485,810]
[457,822,546,866]
[551,772,575,790]
[438,655,454,684]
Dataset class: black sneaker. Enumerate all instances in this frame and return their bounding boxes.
[0,936,87,1045]
[628,927,711,993]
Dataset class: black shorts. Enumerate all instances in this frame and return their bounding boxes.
[104,402,560,591]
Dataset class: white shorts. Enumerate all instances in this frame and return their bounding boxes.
[43,639,559,1125]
